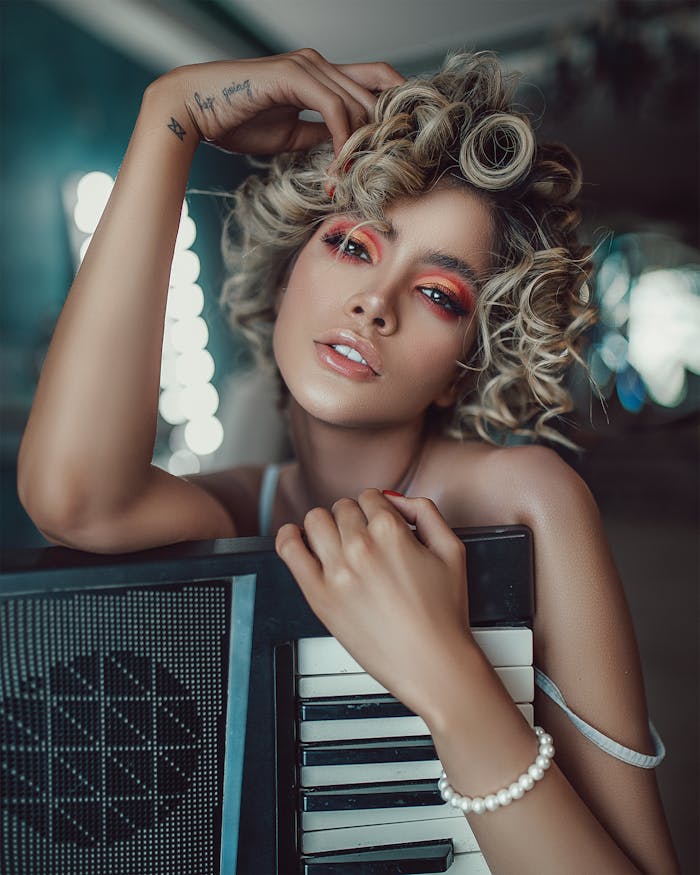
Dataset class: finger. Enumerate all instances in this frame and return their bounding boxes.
[337,62,406,92]
[286,119,332,151]
[356,489,416,537]
[380,494,464,563]
[302,506,343,566]
[294,50,376,130]
[291,48,378,119]
[275,523,324,596]
[331,496,369,545]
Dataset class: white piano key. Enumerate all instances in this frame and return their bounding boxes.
[302,799,463,830]
[301,812,481,854]
[298,666,533,703]
[301,758,441,787]
[300,703,533,743]
[297,629,532,675]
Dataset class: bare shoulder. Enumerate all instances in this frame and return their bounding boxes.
[426,438,594,527]
[183,464,264,537]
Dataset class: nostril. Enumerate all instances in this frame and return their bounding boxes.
[352,305,364,314]
[374,317,386,328]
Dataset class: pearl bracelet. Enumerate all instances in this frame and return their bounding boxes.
[438,725,555,814]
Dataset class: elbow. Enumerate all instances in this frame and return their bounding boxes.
[17,466,93,547]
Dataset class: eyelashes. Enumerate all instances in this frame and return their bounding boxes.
[321,228,471,318]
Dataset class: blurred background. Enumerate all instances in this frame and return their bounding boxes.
[1,0,698,868]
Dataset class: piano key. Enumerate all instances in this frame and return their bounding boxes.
[302,779,444,812]
[302,800,462,831]
[300,737,437,767]
[298,666,533,703]
[297,628,532,675]
[436,851,492,875]
[300,703,533,743]
[301,813,480,855]
[301,758,441,787]
[299,695,412,721]
[301,839,454,874]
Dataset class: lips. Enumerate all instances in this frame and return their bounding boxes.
[314,330,383,376]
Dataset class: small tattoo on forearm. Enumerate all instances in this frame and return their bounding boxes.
[167,117,186,140]
[222,79,252,103]
[194,92,216,112]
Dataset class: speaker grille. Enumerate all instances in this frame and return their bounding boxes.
[1,582,229,875]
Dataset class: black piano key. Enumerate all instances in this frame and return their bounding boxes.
[300,737,437,766]
[301,779,442,812]
[301,840,454,874]
[299,696,413,721]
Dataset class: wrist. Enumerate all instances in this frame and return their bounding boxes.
[140,73,202,153]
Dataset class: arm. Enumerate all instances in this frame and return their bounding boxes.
[17,51,403,552]
[276,481,679,874]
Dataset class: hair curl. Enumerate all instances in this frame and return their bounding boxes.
[219,50,596,449]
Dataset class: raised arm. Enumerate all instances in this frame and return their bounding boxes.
[17,51,403,553]
[276,475,679,874]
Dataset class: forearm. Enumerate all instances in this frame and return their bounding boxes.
[425,642,640,875]
[18,78,199,527]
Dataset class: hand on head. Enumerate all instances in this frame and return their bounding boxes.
[159,49,405,156]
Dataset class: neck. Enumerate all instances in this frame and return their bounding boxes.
[284,399,430,518]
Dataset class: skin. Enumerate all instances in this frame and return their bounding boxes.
[16,49,679,873]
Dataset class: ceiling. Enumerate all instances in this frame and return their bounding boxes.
[40,0,699,243]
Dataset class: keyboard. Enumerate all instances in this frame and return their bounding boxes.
[0,525,532,875]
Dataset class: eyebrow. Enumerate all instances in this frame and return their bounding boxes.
[362,215,485,293]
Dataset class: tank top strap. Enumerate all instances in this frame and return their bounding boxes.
[258,463,282,537]
[534,667,665,768]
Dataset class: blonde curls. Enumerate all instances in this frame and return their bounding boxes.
[219,51,596,449]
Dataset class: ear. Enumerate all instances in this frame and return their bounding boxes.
[432,381,459,409]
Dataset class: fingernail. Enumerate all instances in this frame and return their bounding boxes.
[342,158,355,173]
[382,490,404,497]
[322,179,335,198]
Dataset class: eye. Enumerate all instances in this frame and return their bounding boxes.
[418,285,468,317]
[322,231,372,263]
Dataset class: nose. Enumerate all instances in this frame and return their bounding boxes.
[344,287,398,335]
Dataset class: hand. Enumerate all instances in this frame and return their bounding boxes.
[155,48,404,156]
[275,489,475,720]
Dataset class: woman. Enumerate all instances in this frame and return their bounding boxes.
[17,49,678,872]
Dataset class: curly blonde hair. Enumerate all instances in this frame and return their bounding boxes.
[219,51,596,449]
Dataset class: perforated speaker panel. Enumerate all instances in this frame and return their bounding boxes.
[1,581,231,875]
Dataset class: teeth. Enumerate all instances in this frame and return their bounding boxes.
[332,344,368,366]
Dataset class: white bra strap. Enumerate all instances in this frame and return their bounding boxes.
[258,463,281,537]
[534,668,665,768]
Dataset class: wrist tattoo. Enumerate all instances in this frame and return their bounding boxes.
[194,92,216,112]
[167,117,186,141]
[222,79,252,103]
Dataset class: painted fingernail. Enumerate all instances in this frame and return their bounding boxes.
[382,490,404,497]
[322,179,335,198]
[343,158,355,173]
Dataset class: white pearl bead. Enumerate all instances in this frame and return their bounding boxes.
[442,786,454,801]
[508,781,524,799]
[534,726,545,737]
[484,794,500,811]
[518,773,534,791]
[459,797,472,813]
[539,733,553,746]
[450,794,463,808]
[471,797,486,814]
[497,788,512,806]
[438,777,448,790]
[540,742,555,758]
[536,754,551,770]
[528,763,544,781]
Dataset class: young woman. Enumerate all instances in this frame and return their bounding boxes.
[17,49,679,872]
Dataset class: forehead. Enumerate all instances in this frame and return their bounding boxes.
[382,186,494,273]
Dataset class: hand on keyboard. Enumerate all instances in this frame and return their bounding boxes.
[275,488,477,722]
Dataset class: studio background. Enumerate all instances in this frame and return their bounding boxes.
[1,1,697,869]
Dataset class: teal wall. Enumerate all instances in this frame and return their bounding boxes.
[1,1,250,546]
